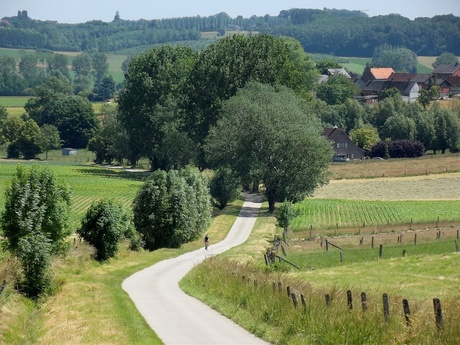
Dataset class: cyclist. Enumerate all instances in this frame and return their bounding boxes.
[204,234,209,250]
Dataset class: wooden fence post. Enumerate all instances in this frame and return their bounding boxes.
[402,249,406,257]
[371,236,374,249]
[272,281,276,291]
[347,290,353,310]
[403,299,411,326]
[414,233,417,245]
[325,239,329,252]
[410,218,412,230]
[301,293,307,309]
[278,281,283,293]
[455,240,459,253]
[361,292,367,312]
[433,298,443,331]
[379,244,383,258]
[383,293,390,323]
[325,294,331,307]
[291,293,298,309]
[287,286,291,298]
[340,251,343,263]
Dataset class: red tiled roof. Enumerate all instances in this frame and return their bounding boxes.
[371,68,395,80]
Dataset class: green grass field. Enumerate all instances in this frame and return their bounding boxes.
[0,161,146,229]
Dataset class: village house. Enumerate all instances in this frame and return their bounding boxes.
[323,127,365,162]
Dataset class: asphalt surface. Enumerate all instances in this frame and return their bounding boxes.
[122,193,270,345]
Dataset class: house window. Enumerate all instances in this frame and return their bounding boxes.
[336,142,348,148]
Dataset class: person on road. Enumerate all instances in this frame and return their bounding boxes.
[204,234,209,250]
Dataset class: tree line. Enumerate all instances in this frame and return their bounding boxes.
[0,50,115,98]
[1,9,459,56]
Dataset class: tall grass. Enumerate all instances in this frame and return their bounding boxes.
[182,257,460,345]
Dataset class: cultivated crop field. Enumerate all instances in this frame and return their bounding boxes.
[0,161,147,229]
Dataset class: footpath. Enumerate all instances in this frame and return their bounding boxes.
[122,193,270,345]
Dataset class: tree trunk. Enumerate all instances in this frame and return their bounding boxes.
[267,189,276,213]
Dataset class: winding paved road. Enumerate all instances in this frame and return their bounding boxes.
[122,193,270,345]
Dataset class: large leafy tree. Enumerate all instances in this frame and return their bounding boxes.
[372,44,418,73]
[25,77,99,148]
[78,199,131,261]
[1,165,72,252]
[185,35,318,162]
[133,168,211,250]
[205,82,332,212]
[118,45,197,168]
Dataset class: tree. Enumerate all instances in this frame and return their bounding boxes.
[381,115,416,141]
[15,118,42,159]
[372,44,418,73]
[185,35,318,164]
[178,166,212,240]
[97,75,115,101]
[16,232,53,299]
[431,105,460,154]
[418,86,440,109]
[277,201,296,233]
[205,82,333,212]
[349,126,380,152]
[77,199,131,261]
[1,165,72,253]
[91,53,109,91]
[316,75,360,105]
[72,53,92,94]
[432,52,458,68]
[38,124,62,160]
[48,53,71,82]
[133,168,211,250]
[117,45,197,168]
[26,80,99,149]
[209,167,241,210]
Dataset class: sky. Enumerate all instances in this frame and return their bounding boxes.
[1,0,459,24]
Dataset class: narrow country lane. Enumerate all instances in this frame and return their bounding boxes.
[122,193,270,345]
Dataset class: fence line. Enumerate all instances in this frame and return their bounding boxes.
[238,273,444,331]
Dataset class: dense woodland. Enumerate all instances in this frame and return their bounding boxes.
[1,9,459,56]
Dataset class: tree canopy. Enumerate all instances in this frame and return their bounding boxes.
[205,82,332,212]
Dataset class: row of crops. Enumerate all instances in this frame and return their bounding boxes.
[0,162,146,229]
[291,198,460,231]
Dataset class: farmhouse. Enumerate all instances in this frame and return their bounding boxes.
[323,127,365,161]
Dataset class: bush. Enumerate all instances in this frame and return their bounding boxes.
[1,165,72,253]
[370,140,425,159]
[133,167,212,250]
[17,233,53,299]
[77,199,131,261]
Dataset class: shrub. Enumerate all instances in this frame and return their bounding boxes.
[1,165,72,253]
[133,168,212,250]
[17,233,53,299]
[370,140,425,159]
[77,199,131,261]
